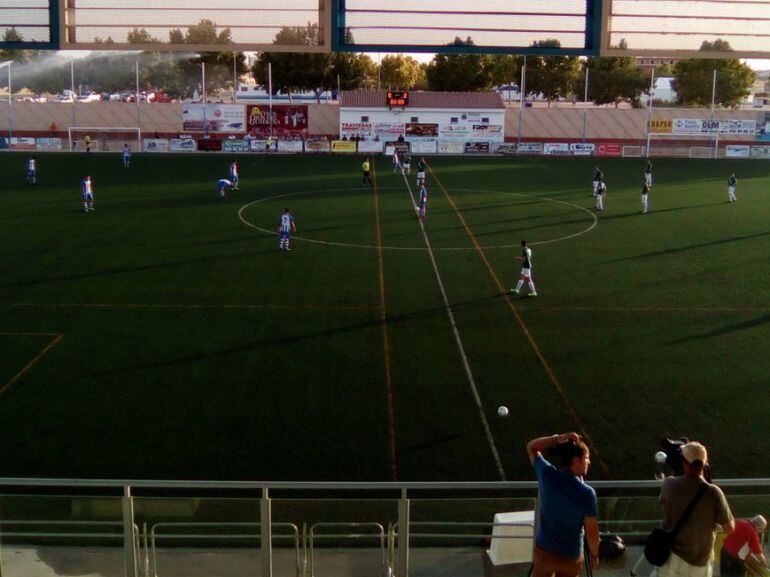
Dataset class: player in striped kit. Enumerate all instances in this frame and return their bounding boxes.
[123,144,131,168]
[416,157,426,187]
[26,156,36,184]
[727,173,737,203]
[81,175,95,212]
[510,240,537,297]
[217,178,233,199]
[278,208,297,251]
[229,160,239,190]
[417,185,427,220]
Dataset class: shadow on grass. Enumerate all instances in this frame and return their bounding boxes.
[599,230,770,264]
[666,314,770,345]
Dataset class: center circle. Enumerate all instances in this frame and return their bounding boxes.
[238,187,597,251]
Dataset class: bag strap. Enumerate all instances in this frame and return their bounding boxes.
[671,483,709,538]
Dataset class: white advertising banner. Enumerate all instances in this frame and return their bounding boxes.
[277,139,304,153]
[437,140,464,154]
[750,145,770,158]
[409,140,437,154]
[373,122,405,139]
[471,124,503,139]
[341,122,374,139]
[673,118,756,135]
[182,104,246,133]
[170,138,197,152]
[249,139,268,152]
[143,139,169,153]
[11,137,36,150]
[544,143,570,155]
[516,142,543,154]
[439,124,472,138]
[570,143,595,156]
[357,140,383,153]
[725,145,750,158]
[305,139,331,152]
[36,137,62,151]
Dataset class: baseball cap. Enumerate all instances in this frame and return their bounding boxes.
[752,515,767,531]
[681,442,708,465]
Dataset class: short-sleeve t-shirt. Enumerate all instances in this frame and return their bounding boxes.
[534,454,598,559]
[722,519,761,559]
[660,476,733,566]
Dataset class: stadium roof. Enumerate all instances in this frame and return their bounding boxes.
[341,90,505,109]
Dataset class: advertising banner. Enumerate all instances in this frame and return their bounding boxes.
[0,137,8,149]
[648,119,672,134]
[516,142,543,154]
[596,143,622,157]
[357,140,383,154]
[673,118,756,135]
[405,123,439,138]
[305,139,332,152]
[11,137,36,150]
[544,143,570,155]
[36,137,63,151]
[373,122,405,139]
[570,143,595,156]
[437,141,464,154]
[384,141,410,156]
[440,124,471,138]
[496,144,517,155]
[196,139,222,152]
[246,104,308,137]
[143,138,169,153]
[341,122,374,139]
[170,138,198,152]
[249,139,268,152]
[725,145,750,158]
[409,140,437,154]
[223,139,250,153]
[464,142,490,154]
[182,104,246,133]
[750,145,770,158]
[331,140,357,153]
[277,139,304,153]
[471,125,503,138]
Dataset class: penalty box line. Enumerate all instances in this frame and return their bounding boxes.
[424,163,611,478]
[0,332,64,398]
[398,166,508,481]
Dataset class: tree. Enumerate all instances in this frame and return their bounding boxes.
[672,40,755,107]
[252,24,332,101]
[127,28,161,44]
[329,52,376,91]
[0,28,32,64]
[585,56,648,107]
[379,55,425,90]
[488,54,523,88]
[524,40,581,105]
[425,37,493,91]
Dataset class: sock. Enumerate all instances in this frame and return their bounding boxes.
[528,280,536,292]
[515,279,524,292]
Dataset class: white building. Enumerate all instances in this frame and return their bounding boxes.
[640,77,677,105]
[339,90,506,154]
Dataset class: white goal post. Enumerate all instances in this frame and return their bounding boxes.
[68,127,142,152]
[622,145,646,158]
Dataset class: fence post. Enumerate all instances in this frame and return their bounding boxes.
[396,488,409,577]
[122,485,137,577]
[261,487,273,577]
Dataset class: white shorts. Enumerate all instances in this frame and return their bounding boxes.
[728,185,736,195]
[645,173,652,186]
[403,162,410,169]
[592,180,600,193]
[520,267,532,279]
[417,171,425,181]
[658,552,712,577]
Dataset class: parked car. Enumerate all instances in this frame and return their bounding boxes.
[144,90,172,103]
[121,92,137,103]
[53,90,76,102]
[77,91,101,102]
[109,92,122,102]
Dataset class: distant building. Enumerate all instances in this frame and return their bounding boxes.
[635,56,680,73]
[640,77,677,105]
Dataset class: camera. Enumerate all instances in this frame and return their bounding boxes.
[655,437,711,481]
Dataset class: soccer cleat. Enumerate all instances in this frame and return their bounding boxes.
[528,291,537,297]
[509,288,519,294]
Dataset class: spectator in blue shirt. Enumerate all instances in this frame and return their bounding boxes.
[527,432,600,577]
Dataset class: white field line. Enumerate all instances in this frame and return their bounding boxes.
[398,169,507,481]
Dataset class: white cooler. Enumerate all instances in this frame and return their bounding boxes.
[487,510,536,566]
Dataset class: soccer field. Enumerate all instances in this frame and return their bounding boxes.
[1,151,768,482]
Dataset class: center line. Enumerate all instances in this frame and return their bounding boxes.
[399,167,507,481]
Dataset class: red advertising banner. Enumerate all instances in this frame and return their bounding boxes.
[246,104,308,137]
[596,143,622,157]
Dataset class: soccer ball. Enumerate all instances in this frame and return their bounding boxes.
[497,406,509,418]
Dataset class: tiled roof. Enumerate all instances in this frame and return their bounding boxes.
[341,90,504,109]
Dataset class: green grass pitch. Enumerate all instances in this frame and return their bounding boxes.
[1,151,768,482]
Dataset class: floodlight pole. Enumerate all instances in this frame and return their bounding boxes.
[582,67,589,143]
[135,60,140,135]
[268,62,273,138]
[518,57,526,145]
[646,68,655,156]
[1,61,12,145]
[711,69,718,158]
[233,52,237,102]
[70,59,76,129]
